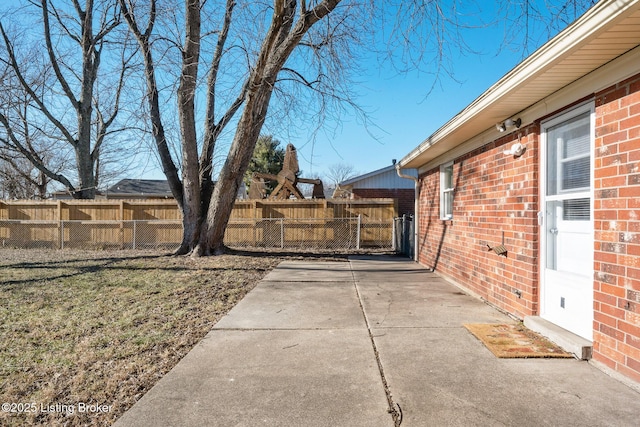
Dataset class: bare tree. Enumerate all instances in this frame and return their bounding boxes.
[0,0,133,199]
[325,162,358,187]
[0,151,50,199]
[0,64,72,199]
[118,0,594,256]
[495,0,598,56]
[120,0,350,255]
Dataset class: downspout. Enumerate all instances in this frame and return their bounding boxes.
[395,164,419,262]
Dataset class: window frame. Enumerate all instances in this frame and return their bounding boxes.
[440,161,454,220]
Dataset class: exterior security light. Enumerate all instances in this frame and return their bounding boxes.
[496,117,522,133]
[504,118,522,129]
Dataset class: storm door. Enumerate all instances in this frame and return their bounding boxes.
[540,107,594,340]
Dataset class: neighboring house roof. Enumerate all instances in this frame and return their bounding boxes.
[51,190,104,200]
[105,179,248,199]
[106,179,173,198]
[339,164,417,190]
[399,0,640,170]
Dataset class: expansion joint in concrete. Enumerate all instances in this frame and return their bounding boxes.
[350,268,403,426]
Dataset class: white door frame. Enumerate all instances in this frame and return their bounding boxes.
[539,101,595,340]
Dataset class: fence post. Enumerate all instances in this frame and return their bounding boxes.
[133,221,137,250]
[60,221,64,249]
[356,215,361,250]
[280,218,284,249]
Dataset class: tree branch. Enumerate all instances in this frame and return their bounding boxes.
[119,0,184,207]
[48,1,82,44]
[278,67,321,87]
[201,0,237,171]
[0,23,78,147]
[41,0,80,110]
[0,111,76,192]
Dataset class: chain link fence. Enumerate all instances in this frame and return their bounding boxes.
[0,217,393,251]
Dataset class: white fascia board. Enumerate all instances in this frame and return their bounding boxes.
[416,44,640,175]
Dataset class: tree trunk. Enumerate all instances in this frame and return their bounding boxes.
[193,0,341,255]
[74,140,96,199]
[196,81,276,255]
[121,0,342,256]
[37,170,47,199]
[174,0,202,255]
[197,168,240,255]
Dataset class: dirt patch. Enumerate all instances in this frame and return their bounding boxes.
[0,248,348,426]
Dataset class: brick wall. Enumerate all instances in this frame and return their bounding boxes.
[593,73,640,383]
[415,72,640,384]
[417,128,539,320]
[352,188,415,216]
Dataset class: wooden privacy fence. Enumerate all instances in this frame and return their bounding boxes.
[0,199,396,250]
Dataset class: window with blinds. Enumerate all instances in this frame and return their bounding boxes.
[547,112,591,196]
[563,198,590,221]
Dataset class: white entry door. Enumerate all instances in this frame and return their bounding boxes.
[541,107,594,341]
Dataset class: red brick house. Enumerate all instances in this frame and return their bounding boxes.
[336,163,417,215]
[397,0,640,388]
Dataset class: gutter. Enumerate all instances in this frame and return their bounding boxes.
[395,165,419,262]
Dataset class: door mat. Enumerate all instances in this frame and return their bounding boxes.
[464,323,574,358]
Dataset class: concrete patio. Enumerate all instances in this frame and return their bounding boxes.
[114,255,640,426]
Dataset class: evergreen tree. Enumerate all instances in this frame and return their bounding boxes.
[245,135,285,196]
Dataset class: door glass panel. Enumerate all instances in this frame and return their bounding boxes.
[563,133,590,158]
[547,112,590,196]
[562,156,590,190]
[545,111,591,272]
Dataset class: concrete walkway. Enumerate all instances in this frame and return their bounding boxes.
[114,255,639,426]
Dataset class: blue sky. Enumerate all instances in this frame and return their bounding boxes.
[283,35,523,180]
[0,0,589,186]
[289,49,520,179]
[135,1,577,184]
[134,6,532,183]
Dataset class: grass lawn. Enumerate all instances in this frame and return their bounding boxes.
[0,248,346,426]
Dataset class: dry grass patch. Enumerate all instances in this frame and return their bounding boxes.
[0,249,346,426]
